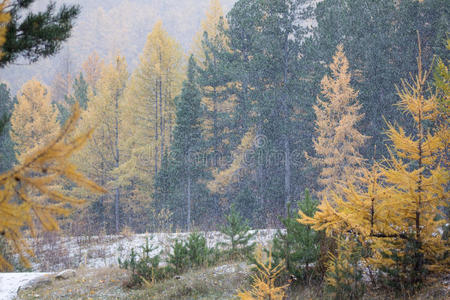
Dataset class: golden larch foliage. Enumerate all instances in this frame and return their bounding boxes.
[192,0,229,63]
[0,104,106,270]
[119,20,183,205]
[237,246,289,300]
[298,41,449,279]
[82,51,104,90]
[10,79,60,162]
[0,0,10,58]
[208,127,256,194]
[306,44,368,201]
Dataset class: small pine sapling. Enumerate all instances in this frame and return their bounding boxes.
[168,239,189,274]
[118,236,164,287]
[325,236,365,300]
[220,204,256,259]
[272,189,319,281]
[186,232,210,267]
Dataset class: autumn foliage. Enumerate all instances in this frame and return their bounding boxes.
[0,104,106,270]
[298,41,449,288]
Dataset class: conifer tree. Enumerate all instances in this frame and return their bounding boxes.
[0,83,14,172]
[0,103,106,270]
[0,0,80,67]
[57,73,89,124]
[82,52,104,91]
[298,44,449,288]
[272,189,319,280]
[121,21,183,208]
[306,45,368,200]
[219,204,255,258]
[75,56,128,233]
[10,79,59,162]
[0,0,10,59]
[171,56,206,231]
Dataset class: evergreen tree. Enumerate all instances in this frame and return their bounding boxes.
[0,0,80,67]
[272,189,319,280]
[0,83,15,172]
[170,56,207,231]
[57,73,89,124]
[219,204,255,258]
[304,0,449,160]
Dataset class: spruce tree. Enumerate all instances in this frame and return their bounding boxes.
[0,83,14,172]
[171,56,207,231]
[219,204,255,258]
[272,189,319,280]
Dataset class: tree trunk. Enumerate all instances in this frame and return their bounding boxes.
[187,172,192,232]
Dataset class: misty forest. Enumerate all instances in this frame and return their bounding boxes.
[0,0,448,299]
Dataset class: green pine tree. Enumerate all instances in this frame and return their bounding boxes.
[0,83,15,172]
[170,56,209,231]
[271,189,319,280]
[0,0,80,67]
[219,204,256,259]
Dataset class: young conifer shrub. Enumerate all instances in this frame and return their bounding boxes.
[118,236,165,287]
[238,245,289,300]
[220,204,256,259]
[272,189,319,281]
[325,236,365,300]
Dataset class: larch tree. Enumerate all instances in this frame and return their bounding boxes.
[76,56,128,233]
[0,104,106,270]
[307,44,368,201]
[82,51,104,91]
[0,0,10,59]
[120,20,183,210]
[298,43,449,287]
[192,0,228,64]
[10,79,59,162]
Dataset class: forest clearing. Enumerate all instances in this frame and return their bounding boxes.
[0,0,448,299]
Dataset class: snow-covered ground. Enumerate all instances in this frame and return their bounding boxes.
[0,272,51,300]
[0,229,280,299]
[25,229,281,271]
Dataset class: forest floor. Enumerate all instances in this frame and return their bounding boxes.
[14,265,449,300]
[15,263,253,300]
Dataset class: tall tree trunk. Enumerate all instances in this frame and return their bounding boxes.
[114,92,120,234]
[155,82,159,177]
[187,171,192,232]
[282,34,291,216]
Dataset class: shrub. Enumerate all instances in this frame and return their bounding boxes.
[325,236,364,300]
[220,204,256,259]
[119,236,166,287]
[237,245,289,300]
[272,189,319,281]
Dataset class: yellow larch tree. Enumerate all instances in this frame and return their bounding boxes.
[0,104,106,270]
[192,0,229,64]
[75,55,128,233]
[82,51,104,92]
[237,246,289,300]
[0,0,10,58]
[10,79,60,162]
[307,44,368,200]
[298,42,449,286]
[120,21,183,210]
